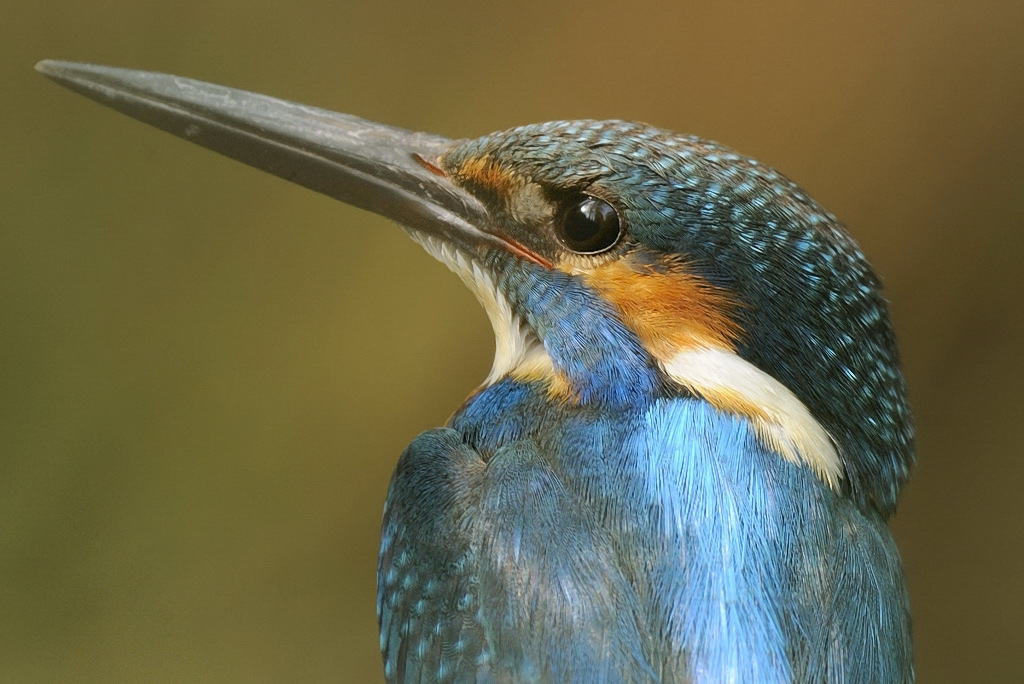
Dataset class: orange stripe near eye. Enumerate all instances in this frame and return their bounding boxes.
[451,155,524,198]
[446,155,553,269]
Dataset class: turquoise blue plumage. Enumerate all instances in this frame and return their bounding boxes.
[382,391,910,681]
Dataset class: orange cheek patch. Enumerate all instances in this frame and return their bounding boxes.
[581,254,743,360]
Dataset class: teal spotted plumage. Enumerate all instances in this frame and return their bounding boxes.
[39,62,914,683]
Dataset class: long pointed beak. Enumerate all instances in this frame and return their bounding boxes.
[36,60,499,256]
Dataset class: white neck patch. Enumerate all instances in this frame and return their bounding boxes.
[410,233,555,385]
[663,345,843,489]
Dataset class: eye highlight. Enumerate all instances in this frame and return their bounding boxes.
[557,196,622,254]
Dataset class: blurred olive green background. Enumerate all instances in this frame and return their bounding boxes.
[3,0,1023,681]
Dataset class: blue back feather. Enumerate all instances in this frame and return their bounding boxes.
[379,380,912,682]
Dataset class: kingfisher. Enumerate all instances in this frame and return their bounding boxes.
[39,60,914,683]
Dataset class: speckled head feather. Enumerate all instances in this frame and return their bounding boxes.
[442,120,913,515]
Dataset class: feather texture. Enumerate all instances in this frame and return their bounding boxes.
[379,381,912,682]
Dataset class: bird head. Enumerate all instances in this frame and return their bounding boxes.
[38,62,913,515]
[437,120,914,514]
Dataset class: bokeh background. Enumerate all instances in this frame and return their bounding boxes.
[3,1,1022,680]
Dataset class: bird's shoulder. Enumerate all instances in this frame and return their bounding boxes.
[380,395,913,683]
[379,427,657,683]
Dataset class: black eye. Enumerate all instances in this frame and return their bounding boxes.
[558,196,622,254]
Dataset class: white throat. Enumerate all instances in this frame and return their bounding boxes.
[410,234,554,385]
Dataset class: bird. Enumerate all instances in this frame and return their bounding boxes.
[38,60,914,683]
